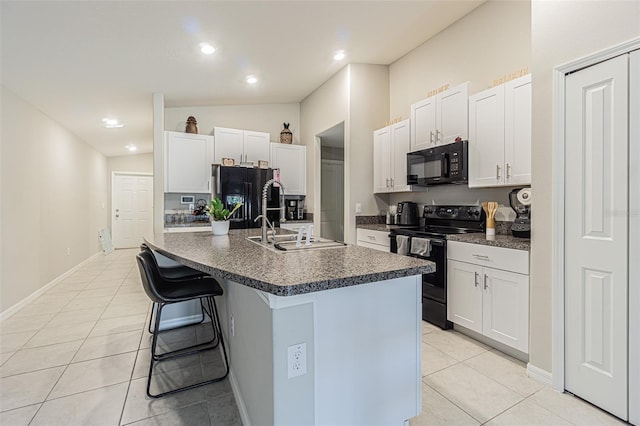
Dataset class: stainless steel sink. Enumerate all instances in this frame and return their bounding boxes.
[246,235,347,252]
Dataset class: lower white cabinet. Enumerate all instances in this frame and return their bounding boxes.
[447,241,529,353]
[356,228,390,252]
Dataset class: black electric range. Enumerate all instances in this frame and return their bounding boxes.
[389,205,486,329]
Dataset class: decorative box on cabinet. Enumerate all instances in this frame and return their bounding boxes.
[270,143,306,195]
[447,241,529,353]
[213,127,270,166]
[164,131,214,193]
[373,119,421,193]
[468,74,531,187]
[410,82,469,151]
[356,228,390,252]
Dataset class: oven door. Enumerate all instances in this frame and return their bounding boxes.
[409,238,446,303]
[390,233,446,303]
[406,150,449,185]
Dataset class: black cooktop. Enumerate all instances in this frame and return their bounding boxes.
[391,204,486,237]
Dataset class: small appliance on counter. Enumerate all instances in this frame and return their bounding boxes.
[509,187,532,238]
[285,197,305,221]
[396,201,419,226]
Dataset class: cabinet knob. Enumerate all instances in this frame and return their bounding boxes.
[506,163,511,179]
[496,164,501,179]
[435,129,441,143]
[474,272,480,288]
[484,274,489,290]
[430,131,434,145]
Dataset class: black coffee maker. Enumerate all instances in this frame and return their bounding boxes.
[509,188,531,238]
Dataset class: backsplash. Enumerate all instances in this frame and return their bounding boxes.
[164,193,209,211]
[356,215,386,225]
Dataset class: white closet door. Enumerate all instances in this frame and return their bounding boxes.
[565,54,629,420]
[629,48,640,426]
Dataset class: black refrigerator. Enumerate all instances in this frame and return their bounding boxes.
[211,165,280,229]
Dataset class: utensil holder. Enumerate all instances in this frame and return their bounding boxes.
[486,218,496,240]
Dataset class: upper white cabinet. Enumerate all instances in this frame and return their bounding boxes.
[270,143,306,195]
[447,241,529,353]
[373,119,413,193]
[213,127,270,165]
[410,82,469,151]
[164,131,214,193]
[468,74,531,187]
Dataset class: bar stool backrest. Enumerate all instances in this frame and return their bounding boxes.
[136,250,167,304]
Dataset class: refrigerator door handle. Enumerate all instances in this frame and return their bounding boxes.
[247,182,253,226]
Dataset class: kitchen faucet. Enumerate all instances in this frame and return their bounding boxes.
[254,178,286,243]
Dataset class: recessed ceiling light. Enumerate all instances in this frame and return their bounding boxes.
[246,75,258,84]
[199,42,215,55]
[125,144,137,152]
[334,50,346,61]
[102,118,124,128]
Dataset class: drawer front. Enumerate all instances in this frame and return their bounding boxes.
[447,241,529,274]
[356,228,391,248]
[357,240,390,253]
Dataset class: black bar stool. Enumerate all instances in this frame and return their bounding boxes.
[136,250,229,398]
[140,244,209,333]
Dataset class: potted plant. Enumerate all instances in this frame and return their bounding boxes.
[206,198,243,235]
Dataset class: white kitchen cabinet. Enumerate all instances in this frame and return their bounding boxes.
[447,241,529,353]
[373,119,412,193]
[468,74,531,187]
[356,228,390,252]
[213,127,270,165]
[164,131,214,193]
[270,143,306,195]
[410,82,469,151]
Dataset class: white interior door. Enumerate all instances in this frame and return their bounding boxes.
[320,160,344,242]
[113,173,153,249]
[565,54,629,420]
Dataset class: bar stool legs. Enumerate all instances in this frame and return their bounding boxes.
[146,296,229,398]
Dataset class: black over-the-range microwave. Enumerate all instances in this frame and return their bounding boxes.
[407,140,468,186]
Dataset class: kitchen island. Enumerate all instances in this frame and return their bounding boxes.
[144,229,434,426]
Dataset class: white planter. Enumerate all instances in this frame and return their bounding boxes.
[211,220,230,236]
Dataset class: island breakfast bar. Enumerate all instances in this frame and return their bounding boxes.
[144,229,435,426]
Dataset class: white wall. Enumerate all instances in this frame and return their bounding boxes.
[0,86,108,312]
[529,0,640,373]
[389,0,531,119]
[300,66,349,231]
[106,153,153,232]
[164,104,300,144]
[346,64,390,242]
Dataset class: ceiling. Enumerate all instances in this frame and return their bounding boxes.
[1,1,484,157]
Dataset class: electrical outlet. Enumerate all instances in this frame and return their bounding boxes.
[66,248,71,255]
[287,342,307,378]
[355,202,362,213]
[230,315,235,337]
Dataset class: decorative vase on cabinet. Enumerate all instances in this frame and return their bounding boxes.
[280,123,293,144]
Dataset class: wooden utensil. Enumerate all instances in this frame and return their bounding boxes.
[482,201,498,230]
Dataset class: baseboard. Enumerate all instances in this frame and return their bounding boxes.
[229,369,252,426]
[0,251,103,321]
[527,363,553,386]
[157,314,207,331]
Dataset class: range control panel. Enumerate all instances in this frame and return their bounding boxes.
[423,205,484,221]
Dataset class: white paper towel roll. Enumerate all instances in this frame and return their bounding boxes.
[517,188,532,206]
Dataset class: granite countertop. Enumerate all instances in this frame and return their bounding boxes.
[165,222,210,228]
[446,233,530,251]
[356,224,416,232]
[144,228,435,297]
[356,225,530,251]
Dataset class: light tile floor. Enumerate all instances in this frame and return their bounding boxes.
[411,321,627,426]
[0,249,628,425]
